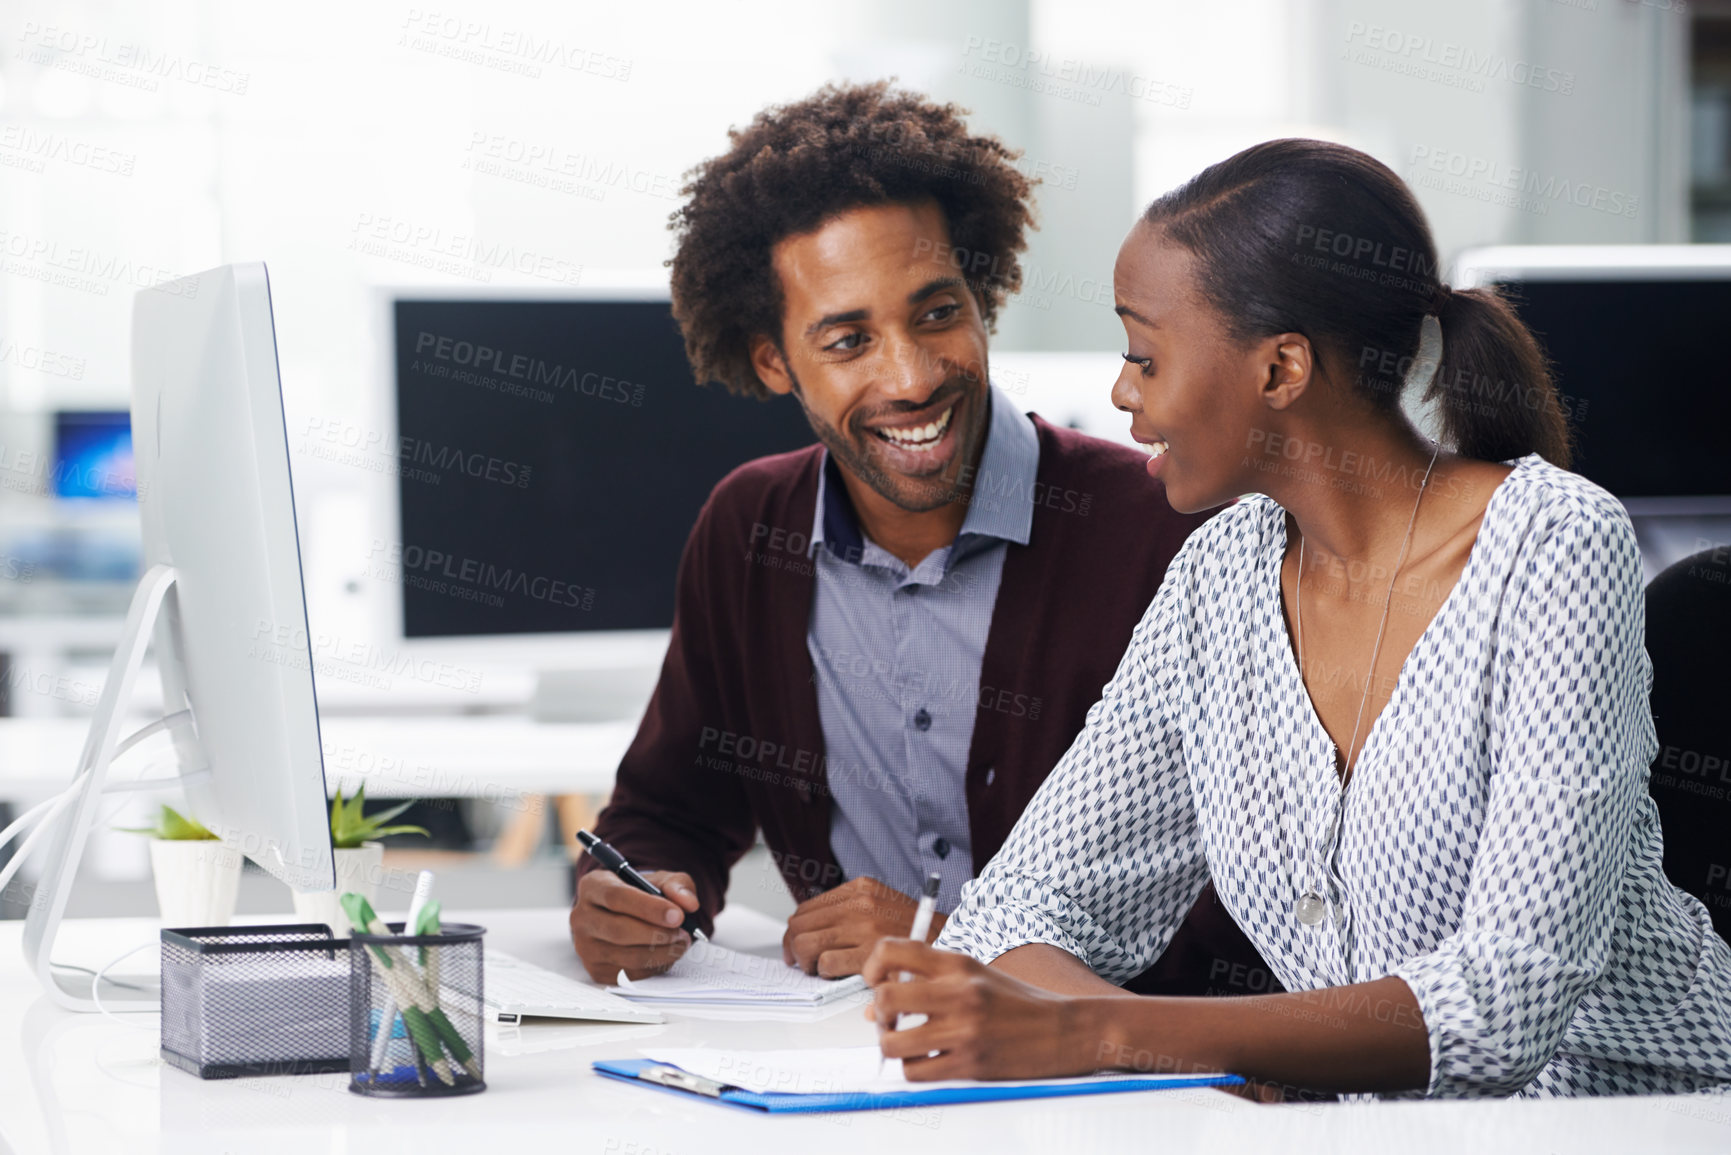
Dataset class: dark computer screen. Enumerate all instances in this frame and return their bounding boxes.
[1493,278,1731,499]
[53,410,136,499]
[392,299,815,638]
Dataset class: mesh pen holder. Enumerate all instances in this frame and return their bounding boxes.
[348,922,486,1097]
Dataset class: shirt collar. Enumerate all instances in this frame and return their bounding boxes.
[956,385,1039,546]
[811,384,1039,559]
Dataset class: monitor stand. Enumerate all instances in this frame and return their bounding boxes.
[21,562,208,1012]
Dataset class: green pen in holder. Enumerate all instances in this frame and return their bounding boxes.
[343,893,487,1097]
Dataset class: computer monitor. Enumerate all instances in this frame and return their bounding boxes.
[1451,245,1731,576]
[24,262,335,1011]
[53,410,136,500]
[1452,245,1731,508]
[372,287,815,693]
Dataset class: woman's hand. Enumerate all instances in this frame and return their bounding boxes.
[860,938,1107,1081]
[863,941,1428,1095]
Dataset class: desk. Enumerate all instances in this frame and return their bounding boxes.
[2,909,1726,1154]
[0,715,633,804]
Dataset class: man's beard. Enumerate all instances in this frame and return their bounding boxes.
[786,366,986,514]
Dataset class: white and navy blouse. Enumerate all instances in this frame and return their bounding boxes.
[937,454,1731,1098]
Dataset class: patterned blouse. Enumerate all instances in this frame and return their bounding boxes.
[937,454,1731,1098]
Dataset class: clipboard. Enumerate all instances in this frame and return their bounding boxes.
[592,1058,1244,1114]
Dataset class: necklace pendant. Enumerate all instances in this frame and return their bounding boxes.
[1294,891,1327,926]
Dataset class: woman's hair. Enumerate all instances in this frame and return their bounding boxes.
[667,81,1035,399]
[1142,138,1571,468]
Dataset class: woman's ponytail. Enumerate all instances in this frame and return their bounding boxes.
[1426,285,1572,469]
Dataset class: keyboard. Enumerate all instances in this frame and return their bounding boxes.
[484,949,664,1025]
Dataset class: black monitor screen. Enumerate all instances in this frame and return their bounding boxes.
[393,299,815,638]
[1493,278,1731,499]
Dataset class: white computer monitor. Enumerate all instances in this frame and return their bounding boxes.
[23,262,335,1011]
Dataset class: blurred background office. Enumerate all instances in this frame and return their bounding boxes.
[0,0,1726,923]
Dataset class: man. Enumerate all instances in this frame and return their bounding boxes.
[569,81,1262,991]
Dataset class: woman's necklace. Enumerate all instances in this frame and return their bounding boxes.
[1290,438,1441,927]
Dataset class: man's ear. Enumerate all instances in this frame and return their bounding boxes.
[1260,335,1314,413]
[749,335,796,398]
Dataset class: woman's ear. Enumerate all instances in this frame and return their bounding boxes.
[749,336,797,398]
[1260,335,1314,412]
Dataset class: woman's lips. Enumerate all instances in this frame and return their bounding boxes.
[1135,435,1169,479]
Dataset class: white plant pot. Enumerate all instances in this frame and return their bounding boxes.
[291,842,384,938]
[148,839,243,929]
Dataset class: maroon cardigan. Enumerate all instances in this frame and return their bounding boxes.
[585,415,1271,994]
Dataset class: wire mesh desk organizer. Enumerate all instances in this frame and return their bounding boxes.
[343,893,486,1097]
[160,925,353,1078]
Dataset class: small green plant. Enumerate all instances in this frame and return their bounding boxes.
[330,785,429,850]
[116,804,219,841]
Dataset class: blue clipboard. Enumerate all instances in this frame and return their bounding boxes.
[592,1058,1243,1114]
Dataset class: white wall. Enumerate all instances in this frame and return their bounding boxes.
[1,0,1691,410]
[0,0,1698,633]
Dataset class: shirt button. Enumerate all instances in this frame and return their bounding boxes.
[984,768,995,786]
[933,837,951,859]
[913,708,931,731]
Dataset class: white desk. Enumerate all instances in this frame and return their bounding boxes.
[0,715,633,804]
[2,909,1727,1155]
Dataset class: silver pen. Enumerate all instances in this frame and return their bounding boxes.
[877,871,942,1077]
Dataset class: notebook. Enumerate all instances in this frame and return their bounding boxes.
[607,939,867,1007]
[592,1045,1242,1113]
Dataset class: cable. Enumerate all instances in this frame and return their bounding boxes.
[111,710,194,760]
[0,772,166,865]
[89,939,158,1028]
[93,764,209,794]
[2,709,194,832]
[46,962,155,991]
[0,766,179,903]
[0,710,208,902]
[0,790,80,903]
[0,794,70,856]
[0,712,196,857]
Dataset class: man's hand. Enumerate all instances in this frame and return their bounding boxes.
[781,876,946,978]
[569,868,701,983]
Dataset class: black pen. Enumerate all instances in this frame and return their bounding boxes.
[576,829,708,941]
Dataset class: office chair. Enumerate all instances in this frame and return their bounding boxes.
[1645,546,1731,943]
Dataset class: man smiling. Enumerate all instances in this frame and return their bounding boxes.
[569,82,1262,990]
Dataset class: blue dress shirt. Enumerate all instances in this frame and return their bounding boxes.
[806,386,1039,913]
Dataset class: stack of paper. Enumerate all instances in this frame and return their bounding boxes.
[639,1045,1169,1095]
[592,1045,1244,1112]
[608,940,867,1007]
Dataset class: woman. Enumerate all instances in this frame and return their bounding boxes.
[861,139,1731,1099]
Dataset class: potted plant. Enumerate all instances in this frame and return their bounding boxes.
[292,786,428,937]
[118,804,243,928]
